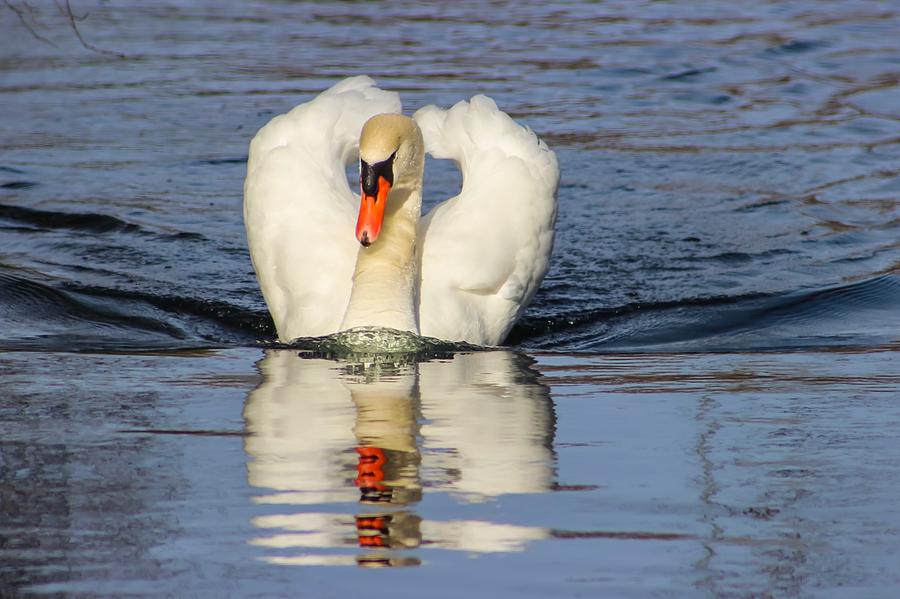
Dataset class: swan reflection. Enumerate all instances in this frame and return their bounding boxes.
[243,350,555,566]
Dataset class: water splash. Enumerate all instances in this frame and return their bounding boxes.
[275,327,484,361]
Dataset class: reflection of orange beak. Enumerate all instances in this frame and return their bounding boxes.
[356,176,391,246]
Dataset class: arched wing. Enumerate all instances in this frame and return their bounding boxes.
[414,96,559,345]
[244,76,401,340]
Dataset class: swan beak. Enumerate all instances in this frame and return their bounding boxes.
[356,176,391,246]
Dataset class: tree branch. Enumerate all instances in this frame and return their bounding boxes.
[3,0,59,47]
[59,0,126,58]
[3,0,126,58]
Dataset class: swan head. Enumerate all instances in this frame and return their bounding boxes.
[356,114,423,247]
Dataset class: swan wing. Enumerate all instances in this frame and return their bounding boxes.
[244,76,401,340]
[414,96,559,345]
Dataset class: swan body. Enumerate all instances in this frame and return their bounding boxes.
[244,76,558,346]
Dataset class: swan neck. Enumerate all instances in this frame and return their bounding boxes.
[340,179,423,333]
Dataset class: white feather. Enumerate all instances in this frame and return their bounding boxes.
[244,78,558,345]
[244,76,401,339]
[415,96,559,344]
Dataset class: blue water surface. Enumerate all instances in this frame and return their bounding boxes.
[1,2,899,597]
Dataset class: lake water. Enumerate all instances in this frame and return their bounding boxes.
[1,1,899,597]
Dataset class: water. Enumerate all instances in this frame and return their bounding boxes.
[1,1,898,596]
[4,348,899,596]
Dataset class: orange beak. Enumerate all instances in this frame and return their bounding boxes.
[356,176,391,246]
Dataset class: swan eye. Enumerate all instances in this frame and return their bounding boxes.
[360,152,396,197]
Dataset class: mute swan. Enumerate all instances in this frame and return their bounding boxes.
[243,76,558,346]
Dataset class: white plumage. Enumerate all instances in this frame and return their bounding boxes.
[243,76,558,346]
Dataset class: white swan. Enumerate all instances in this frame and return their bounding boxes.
[243,76,558,346]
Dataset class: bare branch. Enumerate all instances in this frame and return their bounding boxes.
[53,0,86,21]
[60,0,126,59]
[3,0,59,47]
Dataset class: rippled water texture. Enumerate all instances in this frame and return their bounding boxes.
[1,1,898,351]
[4,348,900,596]
[1,1,899,596]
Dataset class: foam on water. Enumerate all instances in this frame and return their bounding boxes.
[275,326,484,361]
